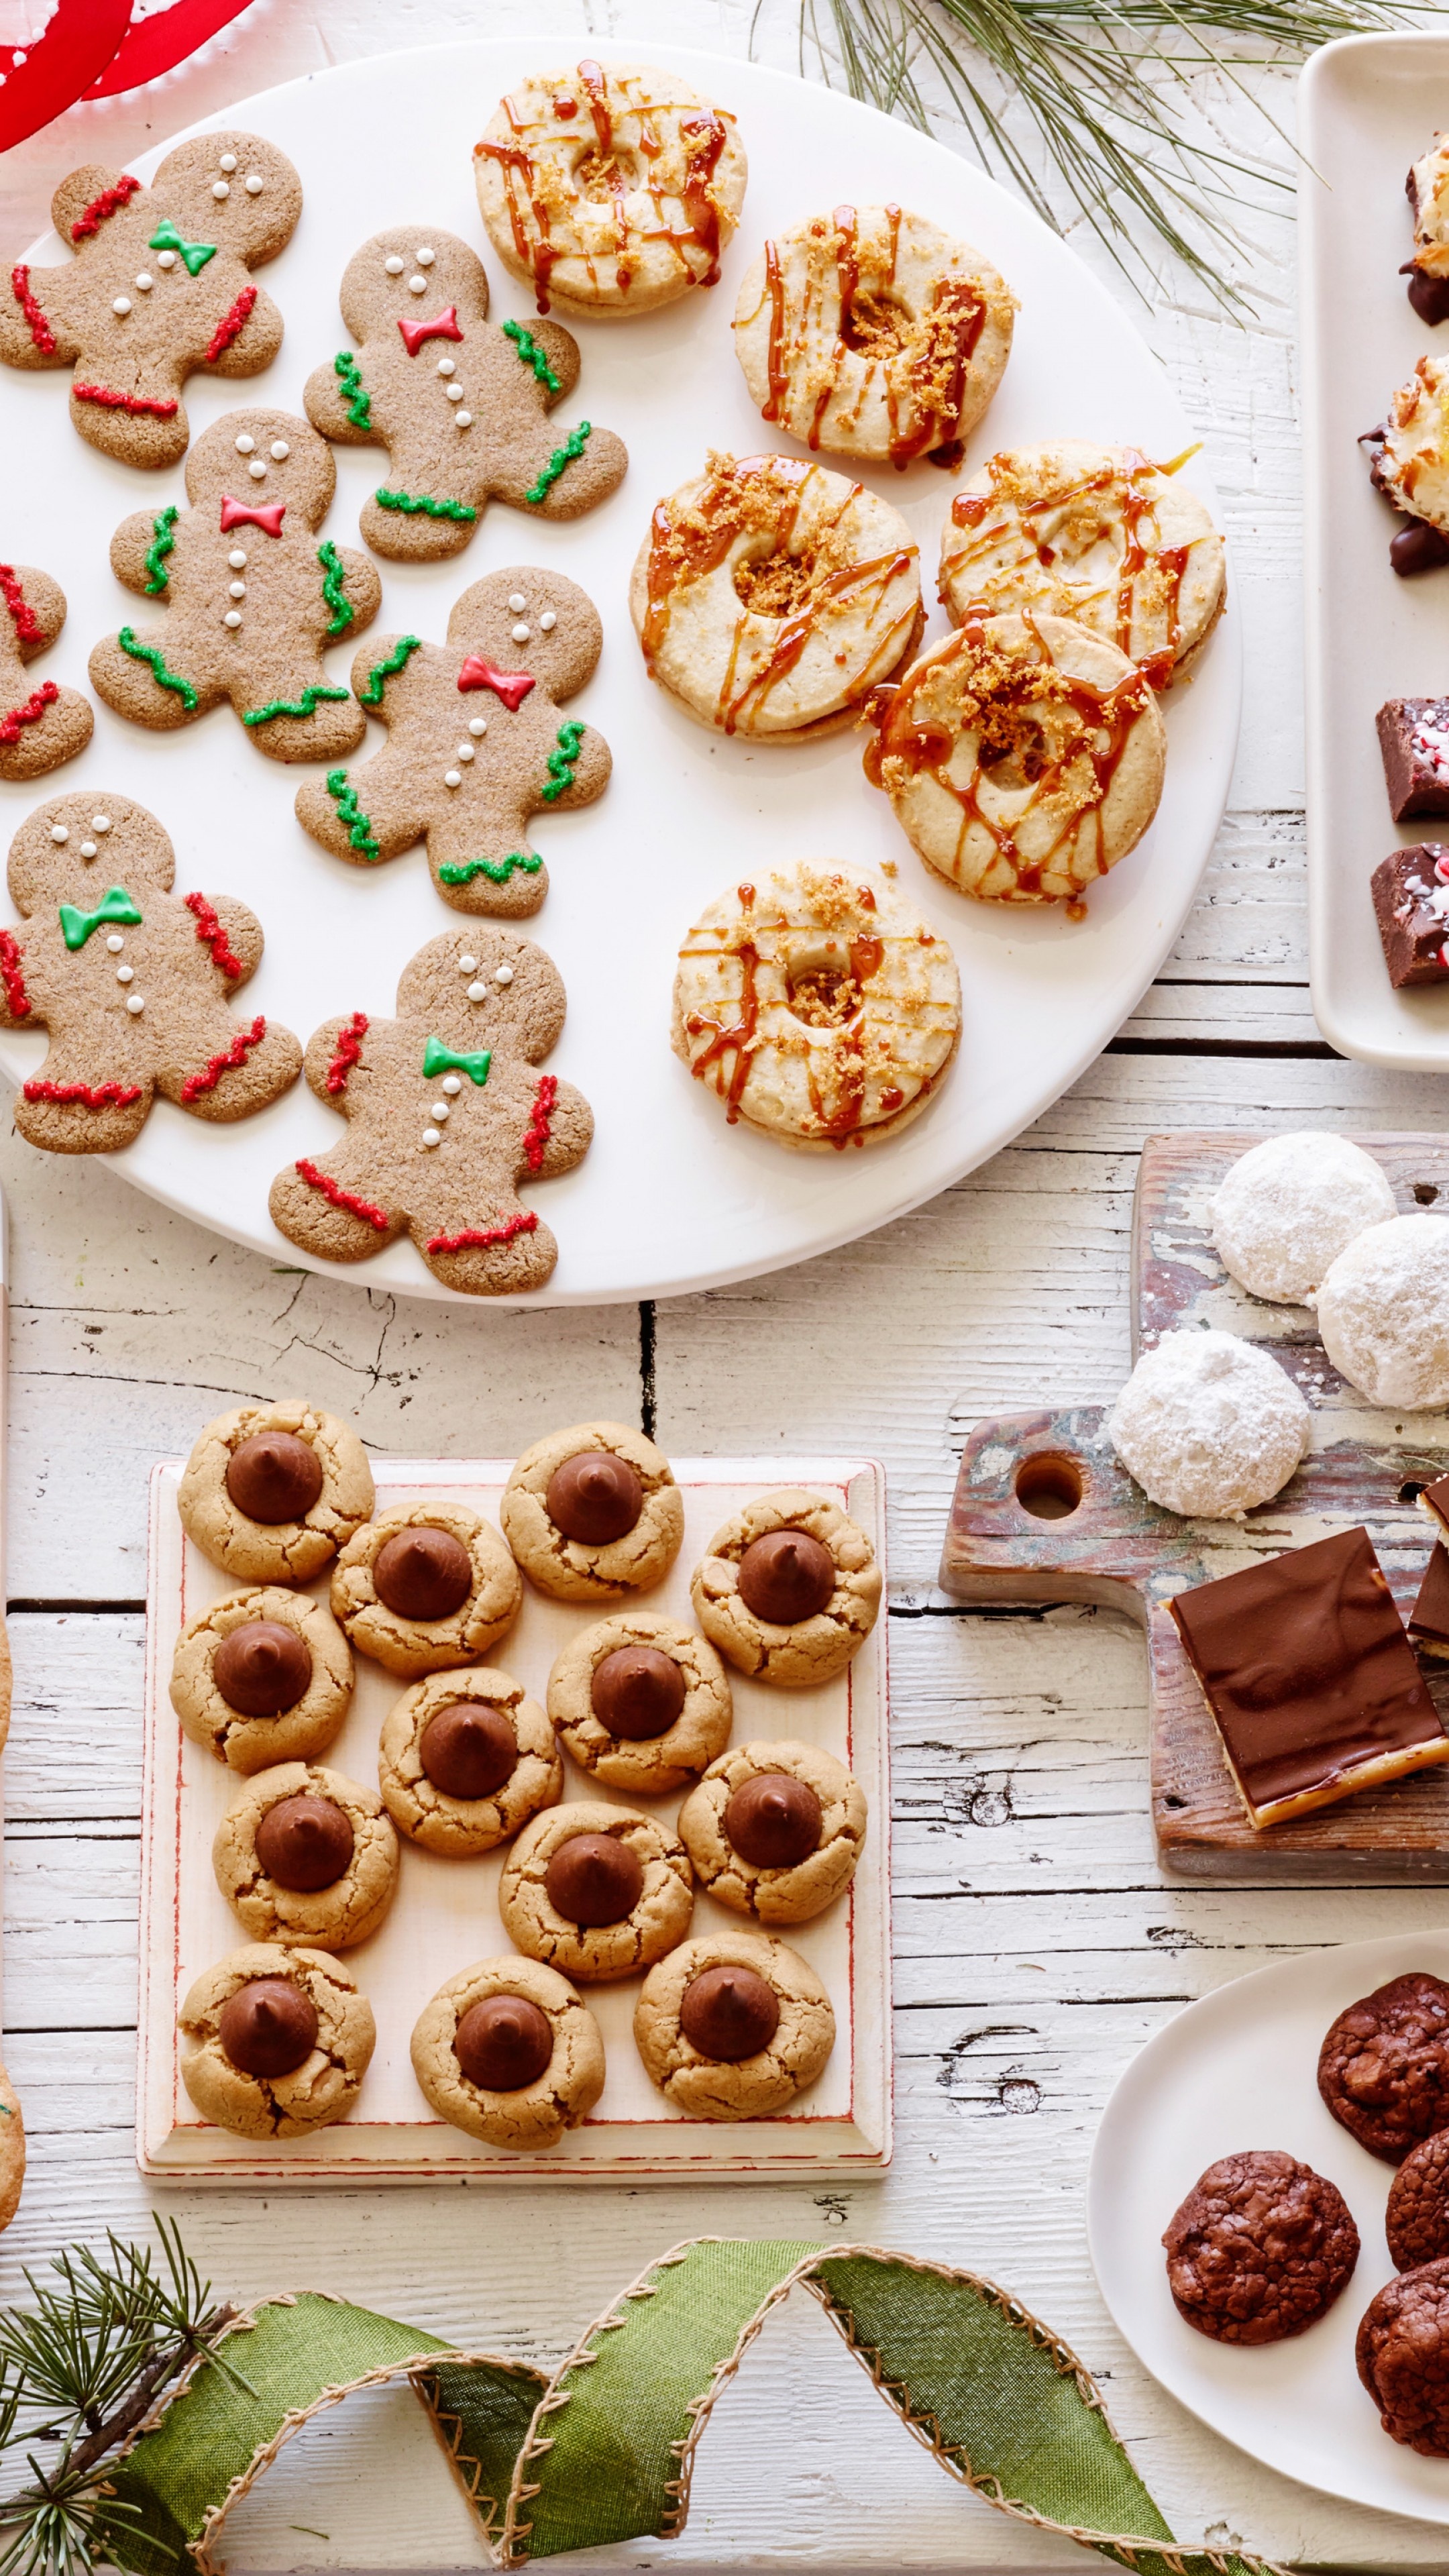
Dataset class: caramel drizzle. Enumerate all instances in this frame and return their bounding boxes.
[947,451,1195,682]
[757,206,986,467]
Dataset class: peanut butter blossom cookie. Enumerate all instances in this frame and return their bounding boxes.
[692,1487,882,1686]
[673,863,961,1150]
[733,205,1014,468]
[633,1931,835,2120]
[631,453,922,744]
[211,1760,400,1950]
[678,1739,866,1925]
[0,564,93,783]
[474,62,747,319]
[178,1399,375,1583]
[170,1582,353,1774]
[178,1939,375,2139]
[500,1420,684,1602]
[330,1502,521,1679]
[546,1613,732,1795]
[499,1801,693,1984]
[410,1956,604,2152]
[1161,2151,1359,2345]
[378,1664,561,1855]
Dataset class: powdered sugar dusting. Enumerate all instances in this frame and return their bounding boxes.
[1109,1328,1311,1519]
[1317,1214,1449,1409]
[1210,1132,1397,1305]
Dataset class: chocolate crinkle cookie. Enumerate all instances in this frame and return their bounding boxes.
[1318,1972,1449,2162]
[1358,2257,1449,2453]
[1387,2129,1449,2269]
[1162,2149,1359,2345]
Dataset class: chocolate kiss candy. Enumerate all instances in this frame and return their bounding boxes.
[225,1432,324,1524]
[255,1792,356,1892]
[374,1525,474,1621]
[454,1994,554,2091]
[1391,519,1449,577]
[213,1620,313,1717]
[547,1450,644,1546]
[545,1831,644,1927]
[590,1646,686,1740]
[725,1772,823,1870]
[218,1975,319,2078]
[680,1964,780,2062]
[420,1701,518,1799]
[737,1529,835,1625]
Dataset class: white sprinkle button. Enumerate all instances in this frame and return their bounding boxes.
[270,439,289,460]
[248,459,268,479]
[445,382,464,400]
[507,594,527,612]
[156,249,176,270]
[441,1073,462,1095]
[224,610,242,629]
[219,152,238,172]
[50,824,68,843]
[421,1127,441,1148]
[539,610,557,631]
[229,580,246,600]
[409,274,427,294]
[384,254,405,275]
[106,934,124,953]
[125,994,144,1014]
[213,179,230,199]
[79,841,96,859]
[511,623,530,643]
[431,1100,449,1120]
[112,297,131,315]
[456,743,474,763]
[135,272,153,291]
[417,246,435,264]
[437,357,455,376]
[245,174,264,195]
[235,433,255,453]
[228,549,247,569]
[92,814,109,833]
[454,412,472,429]
[458,955,477,974]
[116,964,133,984]
[468,716,486,737]
[467,980,486,1002]
[494,963,515,985]
[444,768,462,789]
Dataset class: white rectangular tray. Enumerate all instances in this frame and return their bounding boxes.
[1300,32,1449,1068]
[138,1456,890,2182]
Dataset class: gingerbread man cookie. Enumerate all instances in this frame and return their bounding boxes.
[1,135,301,470]
[294,569,609,918]
[269,928,592,1296]
[0,564,92,782]
[0,791,301,1156]
[303,225,627,564]
[89,410,381,764]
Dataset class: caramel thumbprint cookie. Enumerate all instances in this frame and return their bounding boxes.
[678,1739,866,1924]
[634,1931,835,2120]
[865,611,1166,906]
[500,1421,683,1602]
[938,443,1225,686]
[378,1666,561,1856]
[212,1762,400,1950]
[547,1612,732,1795]
[178,1399,374,1582]
[631,453,922,744]
[1163,2151,1359,2345]
[692,1488,881,1686]
[331,1502,521,1677]
[411,1957,604,2151]
[672,865,960,1150]
[170,1584,353,1774]
[733,205,1014,468]
[499,1801,692,1983]
[179,1941,374,2139]
[1359,2260,1449,2453]
[1319,1972,1449,2162]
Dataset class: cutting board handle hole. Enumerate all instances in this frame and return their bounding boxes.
[1414,1181,1440,1205]
[1014,1452,1085,1521]
[1400,1479,1428,1505]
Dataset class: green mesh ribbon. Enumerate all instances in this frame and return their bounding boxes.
[87,2245,1282,2575]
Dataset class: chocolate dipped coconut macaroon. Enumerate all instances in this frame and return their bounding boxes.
[678,1739,866,1924]
[499,1801,693,1982]
[692,1487,881,1686]
[170,1584,354,1773]
[411,1956,604,2151]
[212,1762,400,1949]
[500,1420,684,1603]
[634,1931,835,2119]
[178,1940,375,2139]
[546,1613,732,1795]
[331,1503,521,1678]
[378,1666,561,1855]
[178,1399,374,1582]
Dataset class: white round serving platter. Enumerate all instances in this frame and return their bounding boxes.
[1089,1927,1449,2526]
[0,37,1240,1306]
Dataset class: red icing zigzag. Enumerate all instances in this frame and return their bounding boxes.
[24,1078,143,1108]
[325,1011,368,1095]
[70,175,141,241]
[0,933,31,1022]
[183,891,244,979]
[521,1073,556,1174]
[295,1157,390,1231]
[205,286,257,364]
[428,1210,539,1255]
[179,1013,266,1104]
[74,382,179,419]
[0,564,43,647]
[0,681,58,745]
[10,264,55,357]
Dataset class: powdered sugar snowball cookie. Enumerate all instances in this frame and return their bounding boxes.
[377,1665,561,1856]
[1109,1330,1311,1520]
[631,453,923,744]
[733,205,1015,467]
[633,1931,835,2120]
[500,1421,684,1604]
[178,1399,375,1582]
[474,63,747,320]
[692,1488,882,1686]
[170,1583,353,1774]
[331,1503,522,1678]
[178,1941,374,2140]
[410,1956,604,2151]
[673,865,961,1150]
[1317,1215,1449,1409]
[1210,1134,1397,1305]
[865,610,1165,906]
[938,443,1226,688]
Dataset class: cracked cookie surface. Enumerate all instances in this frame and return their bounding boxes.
[498,1800,693,1982]
[501,1419,684,1602]
[378,1664,561,1854]
[410,1954,604,2150]
[178,1398,374,1582]
[330,1501,521,1677]
[691,1488,881,1685]
[170,1582,353,1773]
[634,1930,835,2118]
[212,1760,400,1949]
[677,1737,865,1923]
[179,1940,374,2139]
[546,1612,731,1795]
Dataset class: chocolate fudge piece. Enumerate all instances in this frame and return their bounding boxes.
[1168,1525,1449,1828]
[1373,847,1449,988]
[1418,1474,1449,1545]
[1379,700,1449,819]
[1411,1541,1449,1660]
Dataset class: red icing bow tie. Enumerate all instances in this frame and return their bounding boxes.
[396,304,463,358]
[457,658,535,710]
[220,495,286,536]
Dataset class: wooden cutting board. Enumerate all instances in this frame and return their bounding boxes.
[938,1132,1449,1882]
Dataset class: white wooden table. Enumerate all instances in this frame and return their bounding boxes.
[0,3,1436,2569]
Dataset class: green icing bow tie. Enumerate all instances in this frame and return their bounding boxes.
[60,885,143,951]
[423,1035,492,1085]
[147,217,217,278]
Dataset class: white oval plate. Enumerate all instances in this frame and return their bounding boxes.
[0,37,1239,1305]
[1089,1927,1449,2526]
